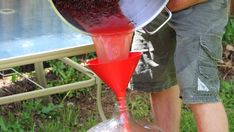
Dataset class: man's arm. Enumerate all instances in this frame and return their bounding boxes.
[167,0,208,12]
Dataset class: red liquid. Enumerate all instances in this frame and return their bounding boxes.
[52,1,135,131]
[53,0,134,63]
[92,29,133,63]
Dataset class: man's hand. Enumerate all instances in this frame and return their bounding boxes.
[167,0,208,12]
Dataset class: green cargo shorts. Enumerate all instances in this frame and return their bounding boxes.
[130,0,229,104]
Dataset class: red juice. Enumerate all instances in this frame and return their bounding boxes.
[52,0,134,63]
[52,1,135,131]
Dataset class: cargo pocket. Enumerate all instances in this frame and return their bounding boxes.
[198,64,219,93]
[197,34,221,94]
[199,34,223,61]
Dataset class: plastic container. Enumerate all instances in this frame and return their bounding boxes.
[88,117,162,132]
[49,0,172,63]
[49,0,171,35]
[88,98,162,132]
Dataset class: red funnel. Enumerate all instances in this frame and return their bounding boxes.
[87,52,142,97]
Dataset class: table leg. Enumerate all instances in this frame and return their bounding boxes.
[34,62,47,88]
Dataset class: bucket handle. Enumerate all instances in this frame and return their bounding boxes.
[143,7,172,35]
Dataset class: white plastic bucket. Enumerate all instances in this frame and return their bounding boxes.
[49,0,171,35]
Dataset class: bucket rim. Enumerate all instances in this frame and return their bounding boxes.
[49,0,169,35]
[134,0,169,30]
[48,0,90,35]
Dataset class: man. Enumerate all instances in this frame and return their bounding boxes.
[131,0,229,131]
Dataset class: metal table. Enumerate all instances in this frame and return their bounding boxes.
[0,0,106,120]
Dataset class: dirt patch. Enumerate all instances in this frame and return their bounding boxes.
[219,44,234,80]
[0,77,36,97]
[0,70,116,123]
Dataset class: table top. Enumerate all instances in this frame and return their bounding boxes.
[0,0,93,63]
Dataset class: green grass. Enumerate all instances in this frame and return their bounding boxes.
[180,108,196,132]
[0,69,233,132]
[220,80,234,131]
[222,18,234,46]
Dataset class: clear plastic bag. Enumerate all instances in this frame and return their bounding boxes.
[88,99,162,132]
[87,117,123,132]
[88,115,162,132]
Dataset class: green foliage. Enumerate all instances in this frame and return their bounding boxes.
[48,57,90,83]
[48,57,91,100]
[128,94,151,121]
[219,80,234,132]
[19,112,34,130]
[38,103,81,131]
[220,80,234,108]
[36,102,98,132]
[22,100,43,113]
[223,19,234,45]
[1,80,233,132]
[0,113,24,132]
[0,101,39,131]
[39,103,64,118]
[180,108,197,132]
[61,103,80,127]
[38,120,71,132]
[81,52,97,60]
[0,117,7,132]
[48,59,80,85]
[0,100,66,131]
[77,116,98,132]
[11,74,19,83]
[227,109,234,132]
